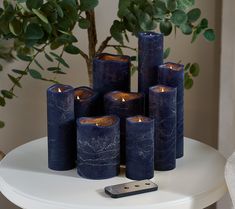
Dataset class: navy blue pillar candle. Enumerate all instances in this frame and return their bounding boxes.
[138,32,164,115]
[158,62,184,158]
[104,91,144,164]
[126,116,154,180]
[93,53,131,96]
[149,85,177,171]
[47,84,76,171]
[77,116,120,179]
[74,86,99,118]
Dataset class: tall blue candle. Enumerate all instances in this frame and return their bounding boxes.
[93,53,131,96]
[104,91,145,164]
[74,86,100,118]
[47,84,76,171]
[126,115,154,180]
[158,62,184,158]
[138,32,164,115]
[77,116,120,179]
[149,85,177,171]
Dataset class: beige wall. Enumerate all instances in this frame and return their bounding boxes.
[0,1,221,208]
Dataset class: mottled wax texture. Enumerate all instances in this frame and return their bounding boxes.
[149,85,177,171]
[77,116,120,179]
[47,84,76,171]
[158,63,184,158]
[93,53,131,96]
[138,32,164,115]
[74,86,100,118]
[126,116,154,180]
[104,91,145,164]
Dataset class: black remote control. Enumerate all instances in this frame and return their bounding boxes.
[104,180,158,198]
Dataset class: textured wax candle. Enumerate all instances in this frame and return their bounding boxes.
[47,84,76,171]
[158,62,184,158]
[138,32,164,115]
[104,91,144,164]
[74,86,99,118]
[149,85,177,171]
[93,53,131,96]
[77,115,120,179]
[126,116,154,180]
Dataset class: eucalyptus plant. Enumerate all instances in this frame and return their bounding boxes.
[0,0,215,128]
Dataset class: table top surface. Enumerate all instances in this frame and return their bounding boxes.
[0,137,227,209]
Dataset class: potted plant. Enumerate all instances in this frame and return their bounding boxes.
[0,0,215,128]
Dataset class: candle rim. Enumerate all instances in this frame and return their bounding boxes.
[94,53,130,63]
[48,84,73,93]
[150,85,176,93]
[105,91,143,102]
[138,31,163,38]
[78,115,119,128]
[74,86,97,101]
[127,115,153,123]
[159,62,184,72]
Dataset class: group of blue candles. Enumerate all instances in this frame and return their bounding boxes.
[47,32,184,180]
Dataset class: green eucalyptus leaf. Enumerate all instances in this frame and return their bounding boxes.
[110,20,124,44]
[34,60,44,70]
[29,69,42,79]
[185,63,191,71]
[79,19,91,29]
[26,0,43,9]
[17,54,33,62]
[171,10,187,26]
[177,0,195,10]
[64,45,80,54]
[8,74,22,88]
[9,19,22,36]
[200,18,208,29]
[32,9,49,24]
[180,23,192,35]
[56,4,64,18]
[0,96,6,107]
[184,77,194,89]
[1,90,14,99]
[12,69,28,75]
[80,0,99,11]
[45,53,54,62]
[53,70,66,74]
[0,121,5,128]
[204,29,216,41]
[164,48,171,59]
[187,8,201,23]
[166,0,177,12]
[160,20,172,36]
[50,52,69,68]
[47,67,61,72]
[189,63,200,77]
[25,23,44,40]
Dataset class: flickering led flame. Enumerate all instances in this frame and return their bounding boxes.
[138,118,142,122]
[96,123,99,126]
[160,88,165,93]
[58,88,62,93]
[169,66,173,70]
[122,98,125,102]
[77,95,80,100]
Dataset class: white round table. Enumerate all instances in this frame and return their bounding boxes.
[0,137,227,209]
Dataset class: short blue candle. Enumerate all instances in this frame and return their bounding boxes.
[93,53,131,96]
[104,91,145,164]
[47,84,76,171]
[138,32,164,115]
[74,86,100,118]
[149,85,177,171]
[77,115,120,179]
[126,115,154,180]
[158,62,184,158]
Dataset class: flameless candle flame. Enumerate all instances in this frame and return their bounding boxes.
[169,66,173,70]
[58,88,62,93]
[138,118,142,122]
[96,123,99,126]
[77,95,80,100]
[122,98,125,102]
[160,88,165,92]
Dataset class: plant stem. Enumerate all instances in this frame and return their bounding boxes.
[96,36,112,54]
[86,10,97,86]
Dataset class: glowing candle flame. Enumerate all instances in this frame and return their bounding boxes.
[122,98,125,102]
[96,123,99,126]
[77,95,80,100]
[160,88,165,93]
[169,66,173,70]
[58,88,62,93]
[138,118,142,122]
